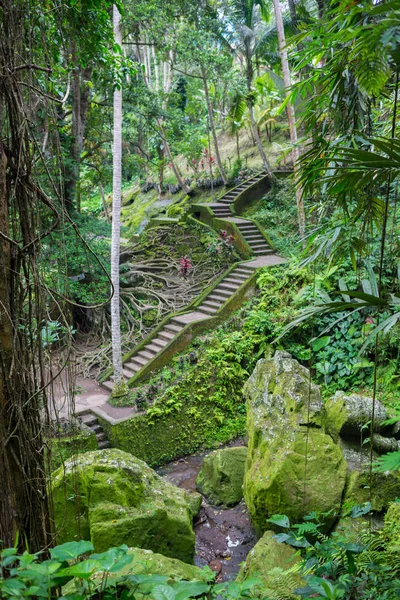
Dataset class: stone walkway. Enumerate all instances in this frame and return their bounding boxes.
[65,172,286,425]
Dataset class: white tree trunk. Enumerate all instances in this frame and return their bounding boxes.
[272,0,305,240]
[111,4,125,393]
[200,64,228,185]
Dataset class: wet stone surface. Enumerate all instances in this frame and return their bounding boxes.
[158,449,257,581]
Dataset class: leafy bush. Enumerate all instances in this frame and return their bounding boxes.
[0,541,260,600]
[268,509,400,600]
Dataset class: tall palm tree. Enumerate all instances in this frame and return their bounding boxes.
[111,4,126,396]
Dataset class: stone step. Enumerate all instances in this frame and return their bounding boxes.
[248,243,270,250]
[151,337,169,349]
[98,440,111,450]
[218,199,233,204]
[92,423,102,433]
[146,342,163,354]
[223,276,247,285]
[218,282,240,292]
[137,349,156,361]
[159,330,175,342]
[198,305,217,315]
[125,360,144,372]
[212,286,232,295]
[245,234,265,240]
[235,267,254,275]
[214,211,231,216]
[122,367,136,379]
[131,354,148,366]
[102,380,113,392]
[253,249,273,255]
[202,299,223,309]
[80,413,98,427]
[238,224,258,230]
[96,432,106,442]
[124,360,141,371]
[207,294,228,304]
[165,323,183,333]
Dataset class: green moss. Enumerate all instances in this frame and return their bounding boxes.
[383,502,400,553]
[243,352,347,532]
[101,403,246,468]
[319,395,348,442]
[196,446,247,506]
[47,429,98,472]
[236,530,303,599]
[52,449,195,563]
[342,470,400,513]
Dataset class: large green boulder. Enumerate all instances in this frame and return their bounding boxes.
[196,446,247,506]
[52,449,195,563]
[237,530,303,599]
[244,352,348,531]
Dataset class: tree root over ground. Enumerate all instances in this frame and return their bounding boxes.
[76,225,234,378]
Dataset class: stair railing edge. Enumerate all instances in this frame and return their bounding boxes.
[232,172,271,217]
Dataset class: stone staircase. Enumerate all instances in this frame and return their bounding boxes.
[79,411,111,449]
[99,169,284,392]
[208,171,268,218]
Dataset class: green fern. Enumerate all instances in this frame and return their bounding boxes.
[373,450,400,473]
[262,566,304,600]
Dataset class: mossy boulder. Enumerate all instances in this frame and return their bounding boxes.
[64,546,214,597]
[52,449,195,563]
[326,392,390,439]
[383,502,400,553]
[342,469,400,513]
[237,531,303,599]
[244,352,347,531]
[196,446,247,507]
[98,546,213,582]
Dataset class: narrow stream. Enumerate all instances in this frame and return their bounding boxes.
[158,445,257,581]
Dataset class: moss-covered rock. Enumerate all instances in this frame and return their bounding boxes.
[383,502,400,553]
[52,449,195,563]
[326,392,390,439]
[64,546,214,597]
[185,490,202,518]
[244,352,347,531]
[46,427,98,472]
[196,446,247,506]
[342,469,400,513]
[237,531,303,599]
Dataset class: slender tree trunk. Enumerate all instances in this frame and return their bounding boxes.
[99,181,110,222]
[200,64,227,184]
[156,119,190,193]
[272,0,305,240]
[236,130,241,161]
[65,55,91,212]
[111,5,125,394]
[246,59,273,177]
